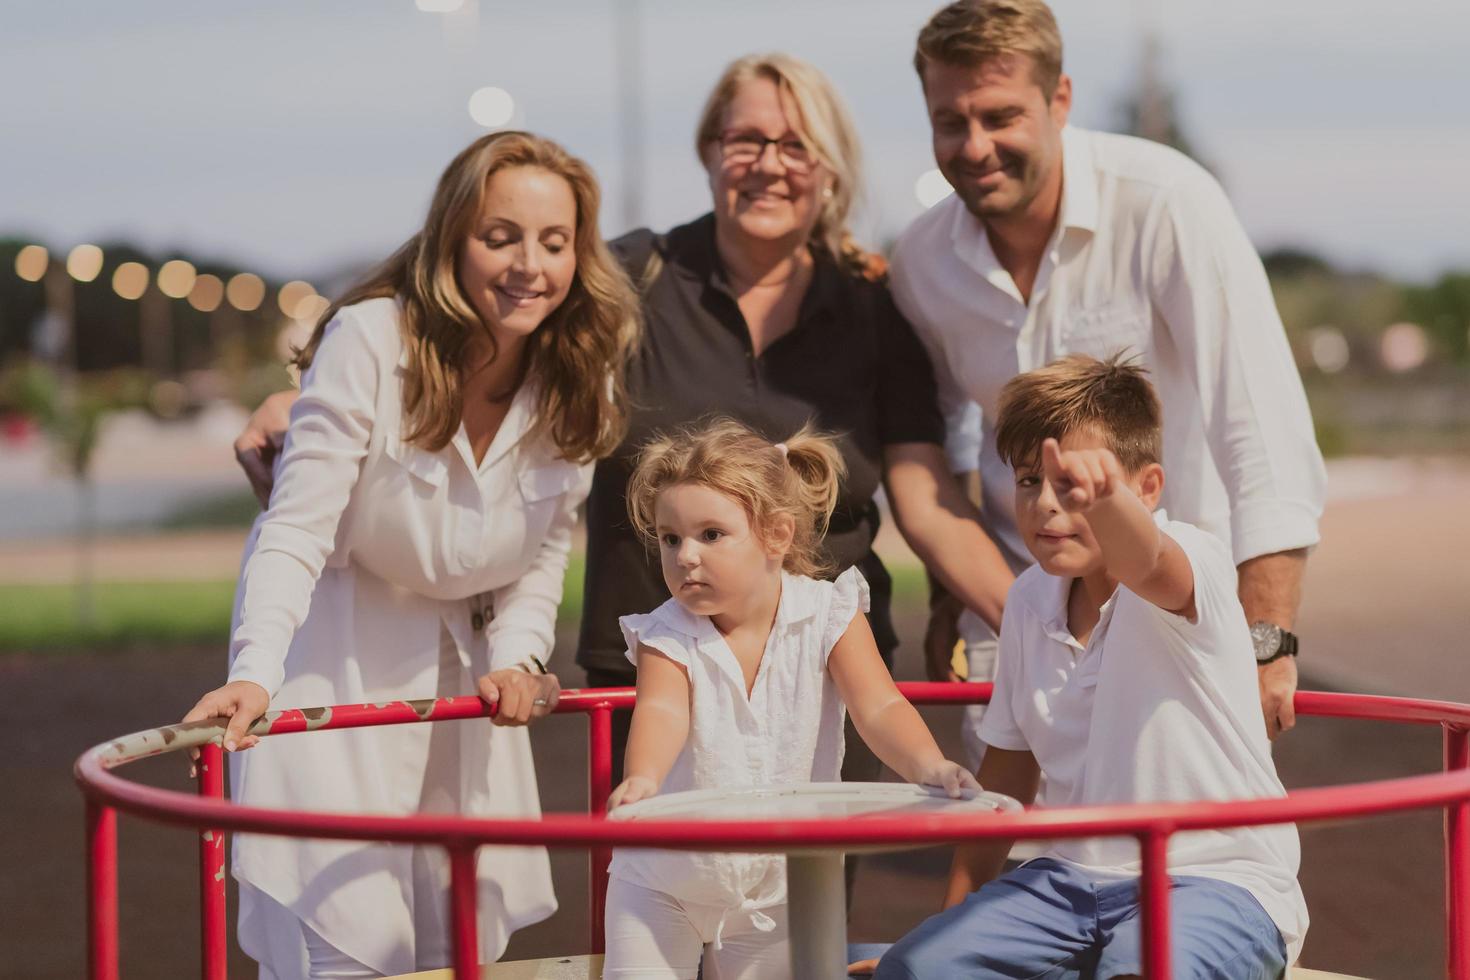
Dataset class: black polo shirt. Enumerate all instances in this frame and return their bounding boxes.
[575,213,945,675]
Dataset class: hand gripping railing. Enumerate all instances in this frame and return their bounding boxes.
[75,684,1470,980]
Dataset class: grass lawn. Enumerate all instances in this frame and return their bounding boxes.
[0,552,928,651]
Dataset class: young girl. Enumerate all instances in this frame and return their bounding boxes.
[602,419,978,980]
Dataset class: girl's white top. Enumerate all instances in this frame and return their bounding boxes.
[610,568,869,942]
[224,297,590,976]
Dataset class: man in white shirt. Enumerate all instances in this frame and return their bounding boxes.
[889,0,1326,740]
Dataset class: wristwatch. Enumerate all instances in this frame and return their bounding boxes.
[1250,621,1299,665]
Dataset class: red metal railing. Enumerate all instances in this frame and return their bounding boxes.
[74,684,1470,980]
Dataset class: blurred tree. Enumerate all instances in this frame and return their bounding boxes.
[1401,273,1470,364]
[0,360,149,626]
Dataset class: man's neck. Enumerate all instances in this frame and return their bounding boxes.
[981,162,1064,305]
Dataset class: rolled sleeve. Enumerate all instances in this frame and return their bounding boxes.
[1149,171,1327,562]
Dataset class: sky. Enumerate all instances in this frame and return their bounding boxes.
[3,0,1468,285]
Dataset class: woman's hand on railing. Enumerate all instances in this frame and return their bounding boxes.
[182,680,271,774]
[607,775,659,812]
[477,668,560,727]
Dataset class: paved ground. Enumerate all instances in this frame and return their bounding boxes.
[3,458,1467,978]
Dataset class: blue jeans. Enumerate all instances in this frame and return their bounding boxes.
[874,858,1287,980]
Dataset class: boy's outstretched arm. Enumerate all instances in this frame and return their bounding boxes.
[943,746,1041,908]
[827,613,979,798]
[1041,438,1196,618]
[608,645,690,810]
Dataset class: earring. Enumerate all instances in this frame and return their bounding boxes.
[822,186,835,200]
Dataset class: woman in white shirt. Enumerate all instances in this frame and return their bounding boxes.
[182,131,640,979]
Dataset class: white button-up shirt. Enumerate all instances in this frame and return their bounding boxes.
[609,570,867,935]
[226,297,589,974]
[979,512,1308,960]
[890,127,1326,568]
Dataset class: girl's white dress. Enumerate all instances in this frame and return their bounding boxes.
[610,568,870,944]
[226,298,589,977]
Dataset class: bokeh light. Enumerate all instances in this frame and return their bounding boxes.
[1307,326,1350,374]
[112,262,150,301]
[277,280,316,317]
[15,245,49,282]
[157,259,198,299]
[914,169,954,209]
[66,244,104,282]
[226,272,266,312]
[188,273,225,312]
[292,293,331,322]
[1380,322,1429,373]
[468,87,515,129]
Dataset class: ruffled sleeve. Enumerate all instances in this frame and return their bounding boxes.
[619,606,694,669]
[821,567,872,661]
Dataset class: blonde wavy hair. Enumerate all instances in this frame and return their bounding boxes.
[627,418,846,578]
[694,54,883,280]
[293,131,640,463]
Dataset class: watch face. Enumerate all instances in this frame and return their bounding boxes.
[1250,621,1283,660]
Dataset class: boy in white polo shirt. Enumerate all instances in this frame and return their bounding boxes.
[876,354,1307,979]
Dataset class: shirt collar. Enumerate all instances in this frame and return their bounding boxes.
[1057,125,1099,235]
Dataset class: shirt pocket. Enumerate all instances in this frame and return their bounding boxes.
[1062,305,1152,362]
[384,433,450,488]
[518,459,583,504]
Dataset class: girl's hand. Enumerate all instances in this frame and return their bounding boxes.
[918,760,982,799]
[234,389,297,507]
[477,668,560,727]
[182,680,271,774]
[607,775,659,812]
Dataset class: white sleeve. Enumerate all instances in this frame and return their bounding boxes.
[1148,172,1327,562]
[484,461,593,671]
[889,244,976,457]
[975,580,1030,752]
[821,568,872,661]
[619,611,694,669]
[228,309,382,697]
[943,400,982,474]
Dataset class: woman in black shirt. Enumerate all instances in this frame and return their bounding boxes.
[233,55,1013,786]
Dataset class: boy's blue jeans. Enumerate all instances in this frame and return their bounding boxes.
[873,858,1287,980]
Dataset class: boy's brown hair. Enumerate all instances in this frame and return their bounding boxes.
[913,0,1064,100]
[995,352,1162,472]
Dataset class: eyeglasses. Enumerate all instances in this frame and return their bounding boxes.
[717,131,818,175]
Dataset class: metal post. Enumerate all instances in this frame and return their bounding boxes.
[86,801,119,980]
[1139,831,1172,979]
[589,703,613,953]
[448,846,480,980]
[786,853,847,980]
[198,742,227,980]
[1447,726,1469,980]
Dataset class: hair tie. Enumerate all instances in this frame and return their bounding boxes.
[774,442,789,460]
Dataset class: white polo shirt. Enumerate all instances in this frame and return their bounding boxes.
[979,512,1308,960]
[889,126,1326,569]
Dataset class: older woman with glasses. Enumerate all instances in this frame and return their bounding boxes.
[233,55,1013,816]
